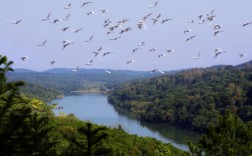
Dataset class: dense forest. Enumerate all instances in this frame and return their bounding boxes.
[108,61,252,132]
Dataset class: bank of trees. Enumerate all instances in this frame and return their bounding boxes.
[108,65,252,132]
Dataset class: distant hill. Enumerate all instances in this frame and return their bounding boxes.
[7,68,164,93]
[108,60,252,132]
[14,68,38,73]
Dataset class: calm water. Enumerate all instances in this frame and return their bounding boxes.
[51,93,201,151]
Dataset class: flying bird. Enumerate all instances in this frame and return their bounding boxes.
[71,66,79,72]
[127,60,134,64]
[242,22,252,27]
[138,42,145,46]
[149,48,157,52]
[71,28,82,33]
[20,56,29,61]
[151,69,164,75]
[104,70,115,74]
[102,52,114,57]
[37,39,47,46]
[149,1,158,8]
[64,3,71,9]
[81,2,93,7]
[214,30,224,36]
[166,49,175,53]
[184,29,192,34]
[158,54,166,57]
[61,27,70,32]
[238,53,247,58]
[41,12,51,21]
[85,60,93,65]
[214,48,226,58]
[186,35,197,41]
[109,37,121,40]
[193,52,201,59]
[100,9,109,14]
[85,35,94,42]
[12,20,22,24]
[50,60,56,65]
[87,11,95,16]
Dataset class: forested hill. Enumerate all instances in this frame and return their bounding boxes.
[7,68,166,93]
[108,61,252,132]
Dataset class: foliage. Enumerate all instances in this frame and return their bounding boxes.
[188,110,252,156]
[108,65,252,132]
[0,55,57,155]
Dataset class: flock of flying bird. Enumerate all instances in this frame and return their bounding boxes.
[3,1,252,74]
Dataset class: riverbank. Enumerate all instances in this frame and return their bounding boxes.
[52,93,201,151]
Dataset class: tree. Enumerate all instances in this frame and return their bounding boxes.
[65,122,111,156]
[188,110,252,156]
[0,55,56,155]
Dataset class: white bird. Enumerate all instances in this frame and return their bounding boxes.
[41,12,51,21]
[127,60,134,64]
[184,29,192,34]
[71,28,82,33]
[85,60,93,65]
[193,52,201,59]
[214,48,226,58]
[62,40,74,45]
[138,42,145,46]
[132,48,140,54]
[63,14,70,20]
[149,48,157,52]
[85,35,94,42]
[81,2,93,7]
[51,18,63,24]
[214,30,224,36]
[12,20,22,24]
[64,3,71,9]
[238,53,247,58]
[100,9,109,14]
[104,70,114,74]
[186,35,197,41]
[161,18,173,24]
[109,37,121,40]
[92,52,100,58]
[87,11,95,16]
[151,69,164,75]
[71,66,79,72]
[20,56,29,61]
[37,39,47,46]
[166,49,175,53]
[242,22,252,27]
[103,52,114,57]
[149,1,158,8]
[158,54,166,57]
[61,27,70,32]
[187,20,195,23]
[50,60,56,65]
[213,24,222,30]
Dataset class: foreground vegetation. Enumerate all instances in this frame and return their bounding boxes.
[108,64,252,132]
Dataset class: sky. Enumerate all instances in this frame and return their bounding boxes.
[0,0,251,72]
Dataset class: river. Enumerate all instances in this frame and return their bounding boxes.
[51,93,201,151]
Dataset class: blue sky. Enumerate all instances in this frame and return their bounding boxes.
[0,0,251,71]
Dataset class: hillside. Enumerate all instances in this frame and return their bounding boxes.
[108,62,252,132]
[19,83,64,102]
